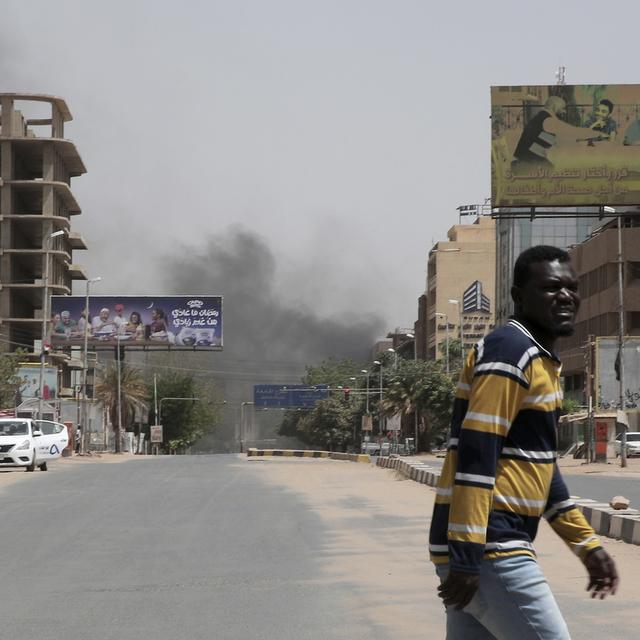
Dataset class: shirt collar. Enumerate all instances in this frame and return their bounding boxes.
[507,319,561,363]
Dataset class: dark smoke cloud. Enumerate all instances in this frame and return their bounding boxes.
[164,226,385,372]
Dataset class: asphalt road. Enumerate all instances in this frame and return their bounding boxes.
[0,456,391,640]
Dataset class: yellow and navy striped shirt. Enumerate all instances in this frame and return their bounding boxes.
[429,319,601,574]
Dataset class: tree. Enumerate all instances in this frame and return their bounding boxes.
[297,395,358,451]
[278,358,368,448]
[148,370,223,453]
[381,358,455,452]
[94,364,149,453]
[0,347,24,408]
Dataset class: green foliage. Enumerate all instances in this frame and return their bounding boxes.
[297,395,358,451]
[149,371,223,452]
[0,348,25,408]
[381,358,456,451]
[278,358,370,448]
[561,396,583,416]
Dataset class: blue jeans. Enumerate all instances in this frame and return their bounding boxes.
[435,555,571,639]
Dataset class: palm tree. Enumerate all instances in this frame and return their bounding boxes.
[94,364,149,453]
[381,359,455,452]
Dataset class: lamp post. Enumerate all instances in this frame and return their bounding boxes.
[605,205,627,468]
[435,312,450,374]
[81,276,101,453]
[241,401,254,447]
[38,229,65,419]
[448,299,464,368]
[387,347,398,368]
[404,333,419,453]
[361,369,370,414]
[374,360,383,433]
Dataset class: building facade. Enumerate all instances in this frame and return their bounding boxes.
[424,215,496,362]
[494,213,611,325]
[0,94,88,383]
[558,217,640,406]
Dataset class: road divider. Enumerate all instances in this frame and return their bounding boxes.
[246,448,370,463]
[375,456,640,547]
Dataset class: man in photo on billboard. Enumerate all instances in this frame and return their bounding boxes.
[511,96,595,171]
[429,246,618,639]
[583,99,617,142]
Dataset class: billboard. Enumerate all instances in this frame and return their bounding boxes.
[50,295,222,350]
[16,366,58,402]
[253,385,329,408]
[491,84,640,208]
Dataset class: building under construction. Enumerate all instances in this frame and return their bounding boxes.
[0,93,88,388]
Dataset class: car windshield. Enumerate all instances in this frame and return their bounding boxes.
[0,421,29,436]
[627,434,640,442]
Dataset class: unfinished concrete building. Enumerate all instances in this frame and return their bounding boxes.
[0,93,87,360]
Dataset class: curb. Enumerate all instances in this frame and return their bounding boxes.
[375,456,640,547]
[246,448,370,463]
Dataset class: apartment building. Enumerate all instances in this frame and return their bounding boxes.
[424,215,496,362]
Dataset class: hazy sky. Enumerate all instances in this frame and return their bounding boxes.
[2,0,636,334]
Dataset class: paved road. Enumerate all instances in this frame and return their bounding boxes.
[1,454,638,640]
[0,456,390,640]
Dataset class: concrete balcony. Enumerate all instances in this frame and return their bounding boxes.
[67,231,87,250]
[67,263,88,280]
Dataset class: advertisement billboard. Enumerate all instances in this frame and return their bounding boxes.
[16,366,58,402]
[50,295,222,350]
[491,84,640,208]
[253,385,329,408]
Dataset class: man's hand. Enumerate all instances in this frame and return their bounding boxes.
[585,548,619,599]
[437,570,480,610]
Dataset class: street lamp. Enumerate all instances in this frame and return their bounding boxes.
[38,229,66,419]
[605,205,628,468]
[448,299,464,368]
[81,276,101,453]
[361,369,370,414]
[374,360,383,433]
[404,333,419,453]
[435,312,450,374]
[387,347,398,368]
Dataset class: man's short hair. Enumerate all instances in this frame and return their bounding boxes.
[600,99,614,114]
[513,245,570,287]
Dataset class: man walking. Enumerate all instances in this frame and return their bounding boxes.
[429,245,618,639]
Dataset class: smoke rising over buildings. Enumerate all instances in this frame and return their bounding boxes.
[160,226,385,395]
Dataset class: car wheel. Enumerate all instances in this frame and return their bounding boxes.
[38,462,48,472]
[25,451,36,472]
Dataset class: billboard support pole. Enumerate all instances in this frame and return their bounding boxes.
[616,211,628,468]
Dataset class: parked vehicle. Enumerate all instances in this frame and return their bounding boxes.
[0,418,69,471]
[613,432,640,457]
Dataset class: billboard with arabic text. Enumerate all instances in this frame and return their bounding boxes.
[492,84,640,208]
[50,295,222,350]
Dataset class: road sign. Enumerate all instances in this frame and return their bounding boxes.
[253,384,329,408]
[150,425,163,443]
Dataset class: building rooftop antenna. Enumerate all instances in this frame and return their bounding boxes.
[555,65,566,86]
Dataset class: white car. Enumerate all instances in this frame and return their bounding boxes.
[0,418,69,472]
[613,432,640,458]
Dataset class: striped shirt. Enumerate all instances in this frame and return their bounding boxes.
[429,319,601,574]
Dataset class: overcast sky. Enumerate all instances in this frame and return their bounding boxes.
[2,0,637,337]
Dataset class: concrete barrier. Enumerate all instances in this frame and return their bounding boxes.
[246,448,370,463]
[374,456,640,547]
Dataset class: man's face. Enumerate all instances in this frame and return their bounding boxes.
[513,260,580,338]
[595,103,611,120]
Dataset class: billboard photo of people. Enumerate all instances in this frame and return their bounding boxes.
[50,295,223,350]
[491,84,640,208]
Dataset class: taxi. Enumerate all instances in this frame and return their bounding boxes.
[0,418,69,472]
